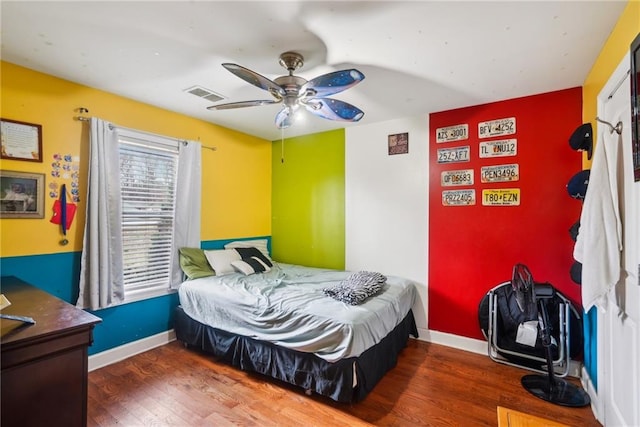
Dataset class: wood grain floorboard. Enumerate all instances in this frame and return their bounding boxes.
[88,339,601,426]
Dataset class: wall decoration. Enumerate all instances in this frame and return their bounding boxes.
[388,132,408,155]
[631,32,640,182]
[50,153,80,202]
[437,146,470,163]
[479,138,517,158]
[1,118,43,162]
[441,169,474,187]
[435,123,468,143]
[480,163,520,183]
[0,170,45,218]
[481,188,520,206]
[478,117,516,138]
[442,189,476,206]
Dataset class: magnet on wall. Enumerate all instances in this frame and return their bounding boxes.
[569,123,593,160]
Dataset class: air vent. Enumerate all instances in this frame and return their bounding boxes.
[184,86,224,103]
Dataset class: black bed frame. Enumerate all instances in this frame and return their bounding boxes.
[174,306,418,403]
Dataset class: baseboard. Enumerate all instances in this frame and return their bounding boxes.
[581,366,603,424]
[416,328,488,355]
[88,329,176,372]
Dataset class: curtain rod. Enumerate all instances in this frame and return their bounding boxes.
[74,114,216,151]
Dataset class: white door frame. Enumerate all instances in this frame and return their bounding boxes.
[585,50,634,426]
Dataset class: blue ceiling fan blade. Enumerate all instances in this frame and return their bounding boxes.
[303,98,365,122]
[301,69,365,98]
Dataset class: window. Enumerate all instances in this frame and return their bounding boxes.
[119,133,179,300]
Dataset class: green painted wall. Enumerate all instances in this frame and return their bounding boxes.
[271,129,345,269]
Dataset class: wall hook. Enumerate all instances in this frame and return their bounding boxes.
[595,117,622,135]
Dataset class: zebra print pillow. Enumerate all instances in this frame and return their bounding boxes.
[323,271,387,305]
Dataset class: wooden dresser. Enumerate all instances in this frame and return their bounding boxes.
[1,276,102,427]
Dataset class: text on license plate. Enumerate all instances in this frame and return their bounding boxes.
[442,189,476,206]
[478,117,516,139]
[436,124,469,143]
[479,139,517,158]
[441,169,474,186]
[480,164,519,183]
[482,189,520,206]
[437,146,470,163]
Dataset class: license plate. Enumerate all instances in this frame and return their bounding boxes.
[442,189,476,206]
[480,164,519,183]
[441,169,474,187]
[482,188,520,206]
[437,146,470,163]
[436,124,469,143]
[478,117,516,138]
[479,138,517,158]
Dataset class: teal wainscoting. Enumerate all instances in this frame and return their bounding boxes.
[0,236,270,355]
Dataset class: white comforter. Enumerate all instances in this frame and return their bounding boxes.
[178,263,417,362]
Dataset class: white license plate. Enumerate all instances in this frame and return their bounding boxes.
[441,169,474,187]
[436,124,469,143]
[480,164,519,183]
[442,189,476,206]
[482,188,520,206]
[437,146,470,163]
[479,138,517,158]
[478,117,516,138]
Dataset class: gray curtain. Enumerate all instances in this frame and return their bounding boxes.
[171,141,201,288]
[77,118,124,310]
[77,119,202,308]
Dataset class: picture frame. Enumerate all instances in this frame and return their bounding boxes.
[0,118,43,163]
[631,33,640,182]
[0,170,45,218]
[388,132,409,155]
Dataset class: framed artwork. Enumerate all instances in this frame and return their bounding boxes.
[0,118,43,162]
[0,170,45,218]
[388,132,409,155]
[631,33,640,182]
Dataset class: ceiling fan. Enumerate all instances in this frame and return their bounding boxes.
[208,51,365,129]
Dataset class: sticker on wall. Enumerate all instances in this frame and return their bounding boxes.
[49,153,80,202]
[478,117,516,139]
[482,188,520,206]
[480,164,519,183]
[388,132,408,155]
[479,138,517,158]
[437,146,470,164]
[442,189,476,206]
[441,169,474,187]
[436,124,468,143]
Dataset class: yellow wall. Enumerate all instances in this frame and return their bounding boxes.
[0,61,272,257]
[583,0,640,167]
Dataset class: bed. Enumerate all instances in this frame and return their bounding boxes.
[174,244,418,403]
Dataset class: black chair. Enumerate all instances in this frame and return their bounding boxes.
[512,265,590,407]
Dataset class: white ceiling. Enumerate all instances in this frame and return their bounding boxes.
[0,1,627,141]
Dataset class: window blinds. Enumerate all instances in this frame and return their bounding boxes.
[119,138,178,296]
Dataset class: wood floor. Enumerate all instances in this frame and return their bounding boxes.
[88,339,601,426]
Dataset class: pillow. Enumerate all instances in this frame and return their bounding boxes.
[231,256,272,276]
[224,239,272,261]
[179,247,215,279]
[234,247,273,268]
[204,249,242,276]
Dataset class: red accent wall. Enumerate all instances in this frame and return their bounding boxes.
[428,87,583,339]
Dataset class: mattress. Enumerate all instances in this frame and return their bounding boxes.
[178,263,417,362]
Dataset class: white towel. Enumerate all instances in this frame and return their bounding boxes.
[574,125,624,312]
